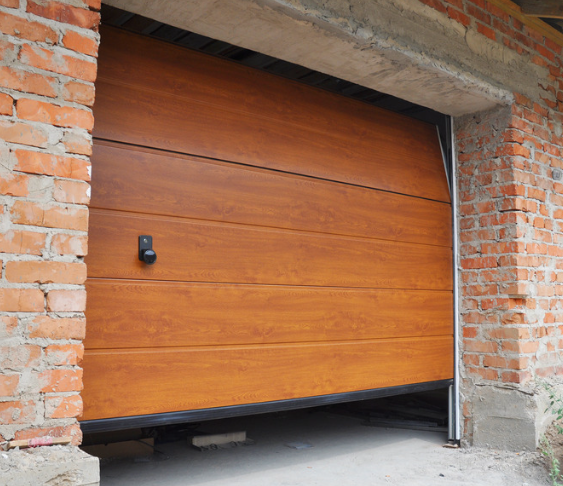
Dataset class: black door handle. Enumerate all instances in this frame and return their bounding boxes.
[139,235,157,265]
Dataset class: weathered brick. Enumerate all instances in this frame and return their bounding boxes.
[0,92,13,115]
[45,344,84,366]
[0,288,44,312]
[45,394,83,419]
[28,316,86,340]
[11,200,89,231]
[51,233,87,256]
[0,230,46,255]
[0,66,57,97]
[0,120,48,148]
[0,345,41,368]
[62,81,95,107]
[19,44,97,83]
[0,172,29,197]
[54,179,90,204]
[0,400,36,424]
[39,368,83,393]
[61,130,92,155]
[0,11,58,44]
[14,149,91,181]
[62,30,98,57]
[27,0,100,30]
[46,289,87,312]
[0,374,19,396]
[0,0,19,7]
[16,99,94,131]
[6,261,87,284]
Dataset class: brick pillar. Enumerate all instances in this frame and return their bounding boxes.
[456,87,563,449]
[0,0,99,447]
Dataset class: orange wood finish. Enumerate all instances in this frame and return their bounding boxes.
[84,280,453,349]
[93,28,450,203]
[91,142,452,247]
[87,210,453,290]
[82,26,453,422]
[82,336,453,420]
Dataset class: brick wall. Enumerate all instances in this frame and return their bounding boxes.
[418,0,563,442]
[0,0,99,445]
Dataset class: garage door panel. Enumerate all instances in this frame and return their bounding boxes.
[84,280,453,349]
[96,29,449,205]
[91,142,452,247]
[98,28,438,152]
[94,79,449,203]
[81,336,454,421]
[88,210,452,290]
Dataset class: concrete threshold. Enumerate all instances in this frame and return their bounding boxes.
[99,410,549,486]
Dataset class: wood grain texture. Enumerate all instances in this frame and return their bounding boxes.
[86,210,453,290]
[91,142,452,247]
[84,279,453,349]
[81,336,454,420]
[93,27,450,203]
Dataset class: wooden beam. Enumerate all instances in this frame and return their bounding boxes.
[513,0,563,18]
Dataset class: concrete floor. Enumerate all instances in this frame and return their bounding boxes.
[99,409,550,486]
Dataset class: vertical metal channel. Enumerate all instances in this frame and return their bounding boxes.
[450,116,461,442]
[438,117,460,443]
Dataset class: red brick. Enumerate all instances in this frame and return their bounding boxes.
[0,66,57,98]
[14,149,91,181]
[45,344,84,366]
[11,200,89,231]
[62,30,98,57]
[0,400,35,424]
[54,180,90,204]
[0,0,19,7]
[0,172,29,197]
[28,316,86,340]
[0,11,58,44]
[15,423,82,446]
[47,289,87,312]
[0,288,43,312]
[62,81,95,106]
[39,368,82,393]
[463,340,498,353]
[461,256,497,269]
[0,121,48,148]
[477,22,496,41]
[16,98,94,131]
[27,0,100,30]
[502,371,532,384]
[19,44,97,83]
[51,233,88,256]
[84,0,101,9]
[447,6,470,26]
[0,230,45,255]
[45,394,83,419]
[419,0,447,14]
[0,374,18,396]
[6,261,86,284]
[0,92,13,115]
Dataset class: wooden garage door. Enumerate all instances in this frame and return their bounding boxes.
[81,27,453,422]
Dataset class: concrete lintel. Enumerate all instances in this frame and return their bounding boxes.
[1,446,99,486]
[100,0,545,116]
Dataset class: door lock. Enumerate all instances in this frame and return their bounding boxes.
[138,235,157,265]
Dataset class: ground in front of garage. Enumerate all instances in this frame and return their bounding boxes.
[96,407,550,486]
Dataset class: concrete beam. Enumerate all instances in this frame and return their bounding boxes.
[102,0,545,115]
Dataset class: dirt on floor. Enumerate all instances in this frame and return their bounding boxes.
[97,410,552,486]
